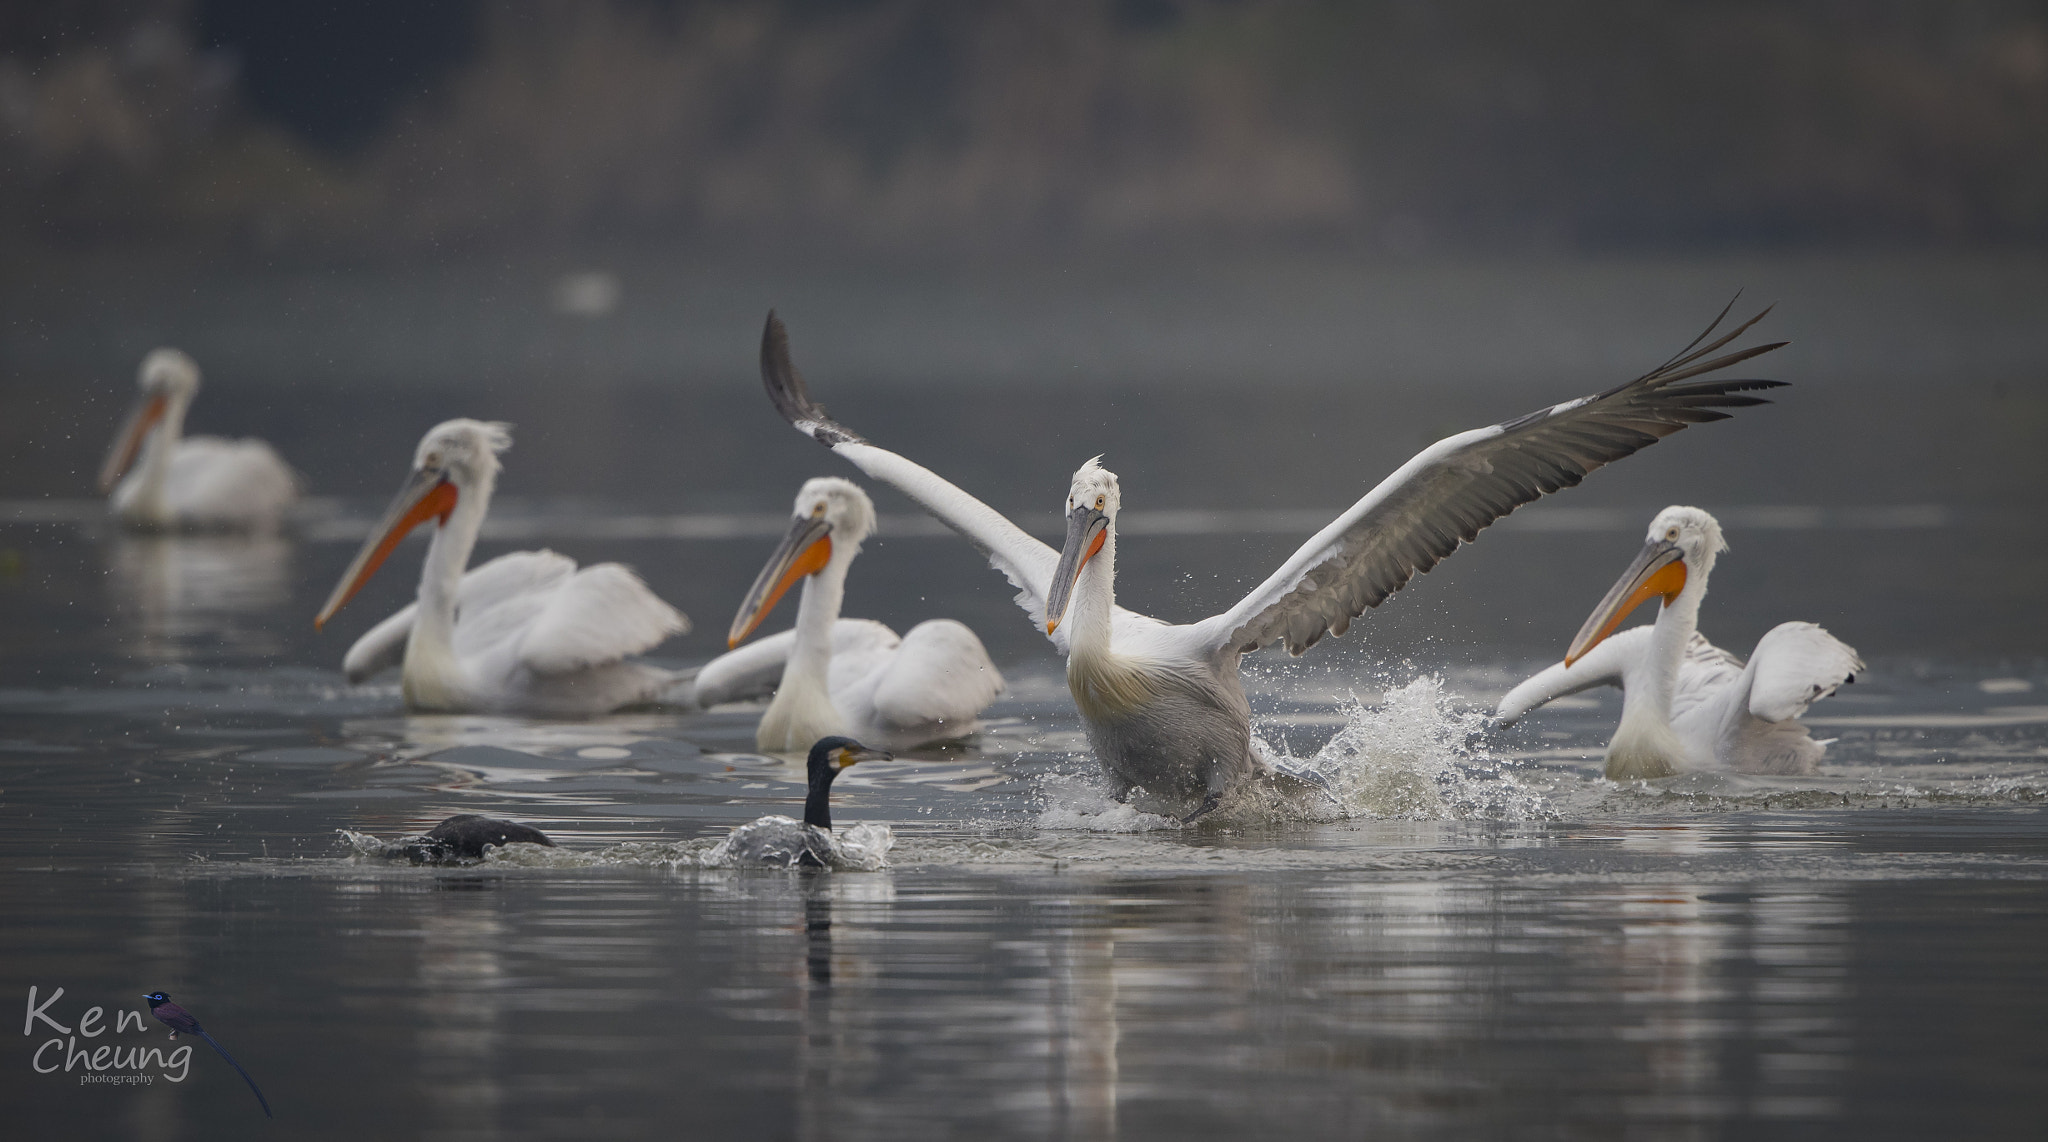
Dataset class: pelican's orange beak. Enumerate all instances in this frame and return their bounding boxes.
[98,392,168,493]
[1045,505,1108,635]
[1564,538,1688,666]
[728,513,833,648]
[315,468,458,630]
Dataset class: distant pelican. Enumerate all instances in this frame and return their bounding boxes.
[1496,506,1861,778]
[760,305,1786,819]
[699,477,1003,752]
[711,736,895,869]
[314,419,690,716]
[98,349,298,531]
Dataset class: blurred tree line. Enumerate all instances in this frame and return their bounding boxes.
[3,0,2046,260]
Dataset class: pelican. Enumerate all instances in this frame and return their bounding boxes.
[710,736,895,869]
[759,304,1787,820]
[314,419,691,716]
[698,477,1004,752]
[1495,506,1861,778]
[98,348,299,531]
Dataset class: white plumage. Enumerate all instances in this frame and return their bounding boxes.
[759,306,1786,818]
[1496,506,1862,778]
[702,477,1003,752]
[315,419,690,716]
[99,349,298,531]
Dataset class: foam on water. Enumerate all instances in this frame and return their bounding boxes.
[1032,674,1548,831]
[340,824,898,871]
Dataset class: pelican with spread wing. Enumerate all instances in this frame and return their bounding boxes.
[98,349,299,531]
[1495,506,1861,778]
[759,305,1786,819]
[698,477,1003,752]
[314,419,690,716]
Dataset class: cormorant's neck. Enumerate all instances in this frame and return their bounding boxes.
[803,767,838,829]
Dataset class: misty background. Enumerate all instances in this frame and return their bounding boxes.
[1,0,2044,661]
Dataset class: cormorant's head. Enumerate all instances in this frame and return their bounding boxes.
[806,736,891,784]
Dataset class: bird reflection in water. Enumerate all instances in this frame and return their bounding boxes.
[105,534,293,659]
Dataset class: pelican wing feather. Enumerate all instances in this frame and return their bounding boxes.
[760,312,1071,649]
[1744,621,1861,723]
[342,550,579,682]
[1194,304,1787,658]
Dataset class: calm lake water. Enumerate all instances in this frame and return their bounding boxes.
[2,254,2045,1139]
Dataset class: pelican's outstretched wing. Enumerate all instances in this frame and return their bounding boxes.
[760,313,1068,647]
[1744,621,1861,722]
[1190,304,1787,657]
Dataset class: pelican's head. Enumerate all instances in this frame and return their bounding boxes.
[138,348,201,399]
[1046,457,1119,635]
[727,477,874,648]
[97,348,203,493]
[1565,505,1724,666]
[314,419,511,630]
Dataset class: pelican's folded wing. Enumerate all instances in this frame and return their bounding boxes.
[869,619,1006,731]
[690,619,900,707]
[1495,626,1650,724]
[1745,621,1861,722]
[760,312,1067,647]
[516,563,690,675]
[342,550,581,682]
[1189,303,1787,658]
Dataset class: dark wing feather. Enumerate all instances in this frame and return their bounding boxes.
[1193,304,1786,657]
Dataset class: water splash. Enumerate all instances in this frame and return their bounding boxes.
[1260,675,1549,821]
[1033,674,1548,830]
[338,825,895,871]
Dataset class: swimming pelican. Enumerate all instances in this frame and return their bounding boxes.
[710,736,895,869]
[699,477,1004,752]
[1495,506,1861,778]
[759,304,1786,819]
[98,348,299,531]
[314,419,691,716]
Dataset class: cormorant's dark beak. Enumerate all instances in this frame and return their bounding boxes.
[835,745,892,769]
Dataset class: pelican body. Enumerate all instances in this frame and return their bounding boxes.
[314,419,690,716]
[1496,506,1861,778]
[98,349,298,531]
[759,305,1788,819]
[711,736,896,869]
[701,477,1004,752]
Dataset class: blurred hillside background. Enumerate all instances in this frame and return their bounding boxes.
[2,1,2046,661]
[5,0,2048,257]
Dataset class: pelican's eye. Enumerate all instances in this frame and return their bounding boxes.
[1665,527,1679,541]
[1094,495,1105,510]
[811,503,825,518]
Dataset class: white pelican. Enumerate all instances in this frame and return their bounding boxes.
[98,348,299,531]
[709,736,895,869]
[1495,506,1861,778]
[758,305,1787,819]
[314,419,691,716]
[699,477,1004,752]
